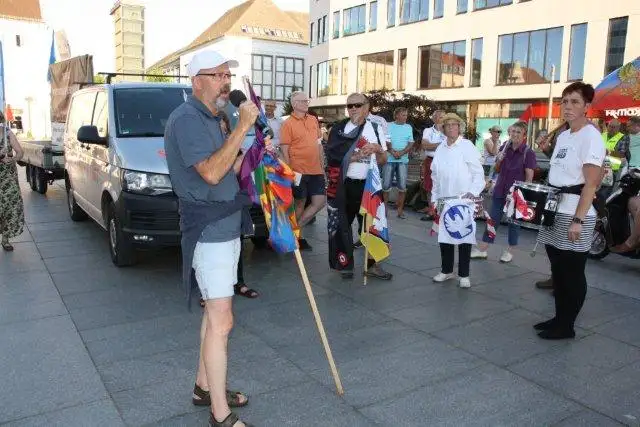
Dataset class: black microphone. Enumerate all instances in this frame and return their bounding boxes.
[229,89,274,138]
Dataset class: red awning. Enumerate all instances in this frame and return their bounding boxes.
[519,102,603,122]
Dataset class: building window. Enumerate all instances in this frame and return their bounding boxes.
[370,2,378,31]
[470,38,483,87]
[568,23,587,81]
[309,65,313,98]
[343,5,366,36]
[310,22,314,47]
[275,57,304,100]
[457,0,468,13]
[357,51,394,92]
[342,57,349,94]
[497,27,562,85]
[397,49,407,90]
[252,54,273,100]
[333,11,340,38]
[434,0,444,18]
[317,59,340,97]
[15,35,21,47]
[321,15,328,42]
[604,16,628,75]
[474,0,512,10]
[387,0,396,26]
[400,0,428,24]
[418,41,466,89]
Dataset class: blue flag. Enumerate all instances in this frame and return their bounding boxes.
[47,32,56,82]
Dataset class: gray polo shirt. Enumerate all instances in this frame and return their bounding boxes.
[164,95,241,242]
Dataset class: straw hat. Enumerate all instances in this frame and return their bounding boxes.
[441,113,465,126]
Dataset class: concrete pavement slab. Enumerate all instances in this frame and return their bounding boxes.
[0,316,108,423]
[360,364,581,426]
[1,399,124,427]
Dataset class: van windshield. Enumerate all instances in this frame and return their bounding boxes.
[114,87,192,138]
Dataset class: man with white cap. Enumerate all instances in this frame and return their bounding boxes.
[165,50,258,427]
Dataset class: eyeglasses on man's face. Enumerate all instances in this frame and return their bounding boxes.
[346,103,365,110]
[197,72,235,80]
[294,99,310,104]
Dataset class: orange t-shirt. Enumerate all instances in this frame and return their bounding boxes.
[280,114,323,174]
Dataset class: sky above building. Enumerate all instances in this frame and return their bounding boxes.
[39,0,307,73]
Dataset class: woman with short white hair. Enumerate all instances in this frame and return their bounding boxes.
[431,113,485,288]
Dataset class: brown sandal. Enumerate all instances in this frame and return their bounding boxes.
[209,412,253,427]
[193,384,249,407]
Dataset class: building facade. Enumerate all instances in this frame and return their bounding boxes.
[0,0,53,139]
[148,0,309,111]
[110,0,145,81]
[308,0,640,128]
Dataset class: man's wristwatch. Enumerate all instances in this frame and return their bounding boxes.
[572,217,584,225]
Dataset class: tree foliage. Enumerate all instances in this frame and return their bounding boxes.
[282,86,300,116]
[366,89,476,141]
[93,74,105,84]
[145,69,172,83]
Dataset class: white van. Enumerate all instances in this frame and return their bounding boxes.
[64,82,269,267]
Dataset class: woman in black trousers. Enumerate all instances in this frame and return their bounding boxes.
[535,82,604,340]
[430,113,485,288]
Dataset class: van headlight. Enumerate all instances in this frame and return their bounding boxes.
[122,170,173,195]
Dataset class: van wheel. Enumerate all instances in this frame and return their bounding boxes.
[106,202,136,267]
[35,168,48,194]
[29,166,38,191]
[67,180,87,221]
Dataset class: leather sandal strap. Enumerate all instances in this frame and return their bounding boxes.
[193,383,209,400]
[210,412,239,427]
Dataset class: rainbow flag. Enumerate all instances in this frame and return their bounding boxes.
[359,156,390,262]
[240,79,299,253]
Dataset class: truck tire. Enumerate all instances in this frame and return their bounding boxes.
[35,167,48,194]
[106,202,136,267]
[28,166,38,191]
[66,180,88,221]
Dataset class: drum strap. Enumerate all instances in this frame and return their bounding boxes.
[552,184,584,195]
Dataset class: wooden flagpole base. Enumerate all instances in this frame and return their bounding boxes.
[293,249,344,395]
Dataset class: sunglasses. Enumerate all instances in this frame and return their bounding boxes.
[490,130,502,133]
[347,103,364,109]
[197,72,235,80]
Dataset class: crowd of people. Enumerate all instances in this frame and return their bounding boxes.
[1,46,637,427]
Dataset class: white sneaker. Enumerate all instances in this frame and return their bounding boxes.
[433,272,456,283]
[470,248,488,259]
[499,251,513,263]
[459,277,471,288]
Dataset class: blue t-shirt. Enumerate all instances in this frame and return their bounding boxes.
[164,96,241,243]
[387,122,414,163]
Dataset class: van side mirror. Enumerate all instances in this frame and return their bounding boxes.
[77,125,107,145]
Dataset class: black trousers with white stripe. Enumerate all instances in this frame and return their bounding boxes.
[545,245,588,330]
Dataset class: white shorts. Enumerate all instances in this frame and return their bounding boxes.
[192,238,241,300]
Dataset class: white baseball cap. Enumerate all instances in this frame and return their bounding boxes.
[186,50,239,78]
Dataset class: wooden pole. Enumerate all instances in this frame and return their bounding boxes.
[361,216,369,286]
[293,249,344,395]
[547,64,555,129]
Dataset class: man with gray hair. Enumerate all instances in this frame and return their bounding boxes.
[164,50,257,427]
[280,91,326,251]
